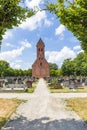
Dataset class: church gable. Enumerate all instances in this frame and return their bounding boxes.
[32,39,50,78]
[36,38,45,48]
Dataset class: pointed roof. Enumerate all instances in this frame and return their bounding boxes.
[36,38,45,47]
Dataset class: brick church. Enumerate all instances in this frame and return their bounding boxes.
[32,39,50,78]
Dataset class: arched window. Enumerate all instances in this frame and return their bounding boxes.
[38,48,40,51]
[40,62,42,66]
[41,48,43,51]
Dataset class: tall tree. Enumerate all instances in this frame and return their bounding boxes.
[49,62,58,70]
[0,0,34,48]
[61,52,87,76]
[61,58,75,76]
[74,52,87,76]
[48,63,59,77]
[0,60,10,77]
[46,0,87,53]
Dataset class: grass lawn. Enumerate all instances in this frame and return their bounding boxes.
[66,98,87,123]
[48,86,87,93]
[0,98,22,129]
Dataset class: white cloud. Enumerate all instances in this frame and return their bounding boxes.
[19,11,45,30]
[10,62,21,69]
[20,39,32,48]
[14,60,23,63]
[0,39,32,63]
[0,47,24,61]
[46,46,76,67]
[73,45,81,50]
[44,19,53,27]
[10,61,32,70]
[25,0,42,9]
[55,24,65,36]
[3,30,13,39]
[5,43,14,48]
[0,38,32,69]
[10,60,23,69]
[19,11,52,30]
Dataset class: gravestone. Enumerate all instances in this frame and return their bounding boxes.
[69,80,75,89]
[63,80,70,87]
[85,78,87,86]
[0,79,4,87]
[26,80,32,88]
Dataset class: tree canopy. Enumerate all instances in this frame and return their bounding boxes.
[48,62,60,77]
[49,62,58,70]
[61,52,87,76]
[46,0,87,53]
[0,60,32,77]
[61,58,75,76]
[0,0,34,47]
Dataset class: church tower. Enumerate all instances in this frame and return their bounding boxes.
[32,39,50,78]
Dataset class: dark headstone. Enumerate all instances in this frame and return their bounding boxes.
[26,80,32,88]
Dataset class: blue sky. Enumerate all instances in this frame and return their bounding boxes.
[0,0,82,69]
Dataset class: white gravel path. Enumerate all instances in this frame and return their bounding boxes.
[1,78,87,130]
